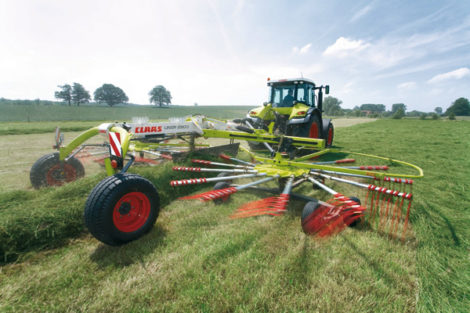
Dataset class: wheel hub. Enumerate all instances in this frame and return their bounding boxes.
[118,202,132,215]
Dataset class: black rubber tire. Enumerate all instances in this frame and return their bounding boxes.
[301,200,320,234]
[296,114,322,139]
[347,196,361,228]
[30,152,85,189]
[84,173,160,246]
[325,122,334,147]
[213,181,231,204]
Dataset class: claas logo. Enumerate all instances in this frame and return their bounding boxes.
[134,126,163,133]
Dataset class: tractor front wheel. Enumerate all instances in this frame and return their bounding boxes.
[30,152,85,189]
[84,173,160,246]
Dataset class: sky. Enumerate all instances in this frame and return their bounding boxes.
[0,0,469,111]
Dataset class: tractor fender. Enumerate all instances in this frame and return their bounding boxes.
[287,108,320,126]
[322,118,332,139]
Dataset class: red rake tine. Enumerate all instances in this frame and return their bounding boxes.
[342,165,389,171]
[230,176,294,218]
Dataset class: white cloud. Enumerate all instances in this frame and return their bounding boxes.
[350,4,373,22]
[397,81,416,90]
[323,37,369,58]
[427,67,470,84]
[292,43,312,55]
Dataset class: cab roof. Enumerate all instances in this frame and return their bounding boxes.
[267,77,316,86]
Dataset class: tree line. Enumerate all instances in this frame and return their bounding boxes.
[322,96,470,118]
[53,83,172,107]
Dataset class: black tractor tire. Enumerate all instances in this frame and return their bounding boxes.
[301,200,321,234]
[30,152,85,189]
[84,173,160,246]
[296,114,322,139]
[325,122,334,147]
[213,181,231,204]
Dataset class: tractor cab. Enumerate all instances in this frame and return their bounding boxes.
[269,78,316,109]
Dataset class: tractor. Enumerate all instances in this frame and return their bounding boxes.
[242,78,333,151]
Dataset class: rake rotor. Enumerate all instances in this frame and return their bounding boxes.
[171,150,422,241]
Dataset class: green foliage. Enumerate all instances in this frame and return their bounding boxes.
[449,112,456,120]
[149,85,172,107]
[71,83,91,106]
[54,84,72,106]
[0,162,208,263]
[391,103,406,114]
[430,113,439,120]
[323,96,343,116]
[445,97,470,116]
[94,84,129,107]
[359,103,385,113]
[392,107,405,119]
[419,113,427,120]
[434,107,442,115]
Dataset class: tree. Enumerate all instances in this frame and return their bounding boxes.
[391,103,406,114]
[445,97,470,116]
[359,104,385,113]
[434,107,442,115]
[55,84,72,106]
[149,85,172,107]
[323,96,343,116]
[392,107,405,119]
[71,83,90,106]
[94,84,128,107]
[448,112,456,120]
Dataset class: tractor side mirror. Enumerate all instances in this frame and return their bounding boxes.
[325,85,330,95]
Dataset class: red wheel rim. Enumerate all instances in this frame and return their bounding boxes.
[309,122,319,138]
[327,127,333,146]
[46,163,77,186]
[113,192,151,232]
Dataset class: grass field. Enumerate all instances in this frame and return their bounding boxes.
[0,119,469,312]
[0,104,253,123]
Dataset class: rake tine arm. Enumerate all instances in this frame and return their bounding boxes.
[172,166,257,173]
[219,153,255,166]
[170,173,266,187]
[191,159,253,168]
[312,158,355,165]
[310,169,375,179]
[312,172,413,200]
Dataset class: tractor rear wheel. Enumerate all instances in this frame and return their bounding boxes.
[30,152,85,189]
[325,122,334,147]
[299,114,322,139]
[84,173,160,246]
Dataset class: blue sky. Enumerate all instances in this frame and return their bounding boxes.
[0,0,469,111]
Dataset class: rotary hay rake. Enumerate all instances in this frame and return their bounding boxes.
[170,149,422,241]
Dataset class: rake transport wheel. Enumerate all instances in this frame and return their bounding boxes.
[301,200,321,234]
[346,196,361,228]
[212,181,231,204]
[84,173,160,246]
[30,152,85,189]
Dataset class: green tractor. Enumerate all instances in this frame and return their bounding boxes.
[242,78,334,151]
